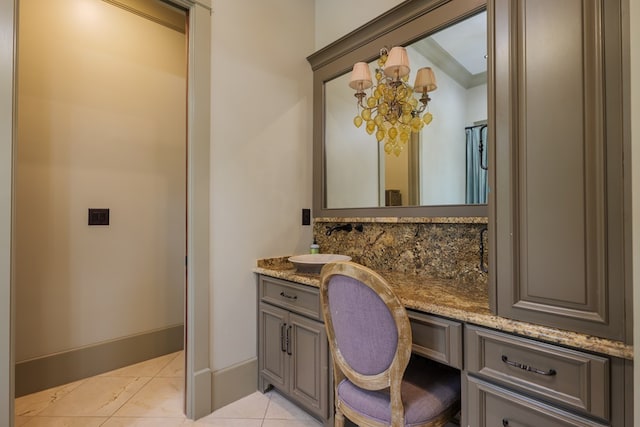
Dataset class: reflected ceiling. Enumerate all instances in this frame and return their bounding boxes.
[413,11,487,89]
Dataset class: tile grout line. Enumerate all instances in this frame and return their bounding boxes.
[100,351,185,425]
[259,394,269,426]
[101,352,184,427]
[105,375,156,419]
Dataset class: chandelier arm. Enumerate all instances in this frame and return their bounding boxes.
[354,92,367,109]
[414,103,427,115]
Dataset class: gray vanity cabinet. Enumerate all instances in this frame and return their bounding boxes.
[490,0,629,341]
[463,325,632,426]
[258,276,330,422]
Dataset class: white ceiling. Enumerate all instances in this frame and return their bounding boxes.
[429,11,487,75]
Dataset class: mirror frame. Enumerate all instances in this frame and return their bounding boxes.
[307,0,488,218]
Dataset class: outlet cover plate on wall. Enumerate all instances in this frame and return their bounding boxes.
[302,208,311,225]
[88,208,109,226]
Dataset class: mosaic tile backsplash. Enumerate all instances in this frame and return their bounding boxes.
[313,218,488,285]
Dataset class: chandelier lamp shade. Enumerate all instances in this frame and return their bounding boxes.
[349,46,437,156]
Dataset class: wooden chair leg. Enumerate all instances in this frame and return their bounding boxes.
[335,408,345,427]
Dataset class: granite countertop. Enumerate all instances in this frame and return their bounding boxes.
[255,258,633,360]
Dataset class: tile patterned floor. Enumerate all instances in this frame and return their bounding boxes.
[15,351,322,427]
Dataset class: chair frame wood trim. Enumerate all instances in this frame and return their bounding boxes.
[320,262,456,427]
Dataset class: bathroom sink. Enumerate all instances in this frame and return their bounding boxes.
[288,254,351,274]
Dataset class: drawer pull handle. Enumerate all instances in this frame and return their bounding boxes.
[501,355,557,376]
[280,291,298,301]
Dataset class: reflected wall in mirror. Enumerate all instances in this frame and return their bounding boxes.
[324,11,487,209]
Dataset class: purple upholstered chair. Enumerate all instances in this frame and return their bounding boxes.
[320,262,460,427]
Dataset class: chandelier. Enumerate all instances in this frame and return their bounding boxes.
[349,46,437,156]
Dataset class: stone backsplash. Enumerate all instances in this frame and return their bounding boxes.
[313,217,488,284]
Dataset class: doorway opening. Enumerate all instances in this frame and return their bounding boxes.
[13,0,188,416]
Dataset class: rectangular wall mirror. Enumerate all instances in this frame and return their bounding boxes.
[309,0,488,218]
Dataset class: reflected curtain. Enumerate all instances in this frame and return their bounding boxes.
[465,125,488,204]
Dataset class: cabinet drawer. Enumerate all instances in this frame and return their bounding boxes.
[407,310,462,369]
[259,276,321,320]
[465,326,609,420]
[466,375,607,427]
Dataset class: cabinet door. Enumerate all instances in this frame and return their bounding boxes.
[288,313,329,419]
[259,302,289,390]
[490,0,626,340]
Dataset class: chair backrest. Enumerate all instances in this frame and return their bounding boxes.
[320,261,412,391]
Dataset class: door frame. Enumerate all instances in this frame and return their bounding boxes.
[0,0,213,423]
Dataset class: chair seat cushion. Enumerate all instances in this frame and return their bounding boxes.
[337,356,460,426]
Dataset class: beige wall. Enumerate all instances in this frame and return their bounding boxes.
[207,0,407,374]
[210,0,314,371]
[14,0,186,362]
